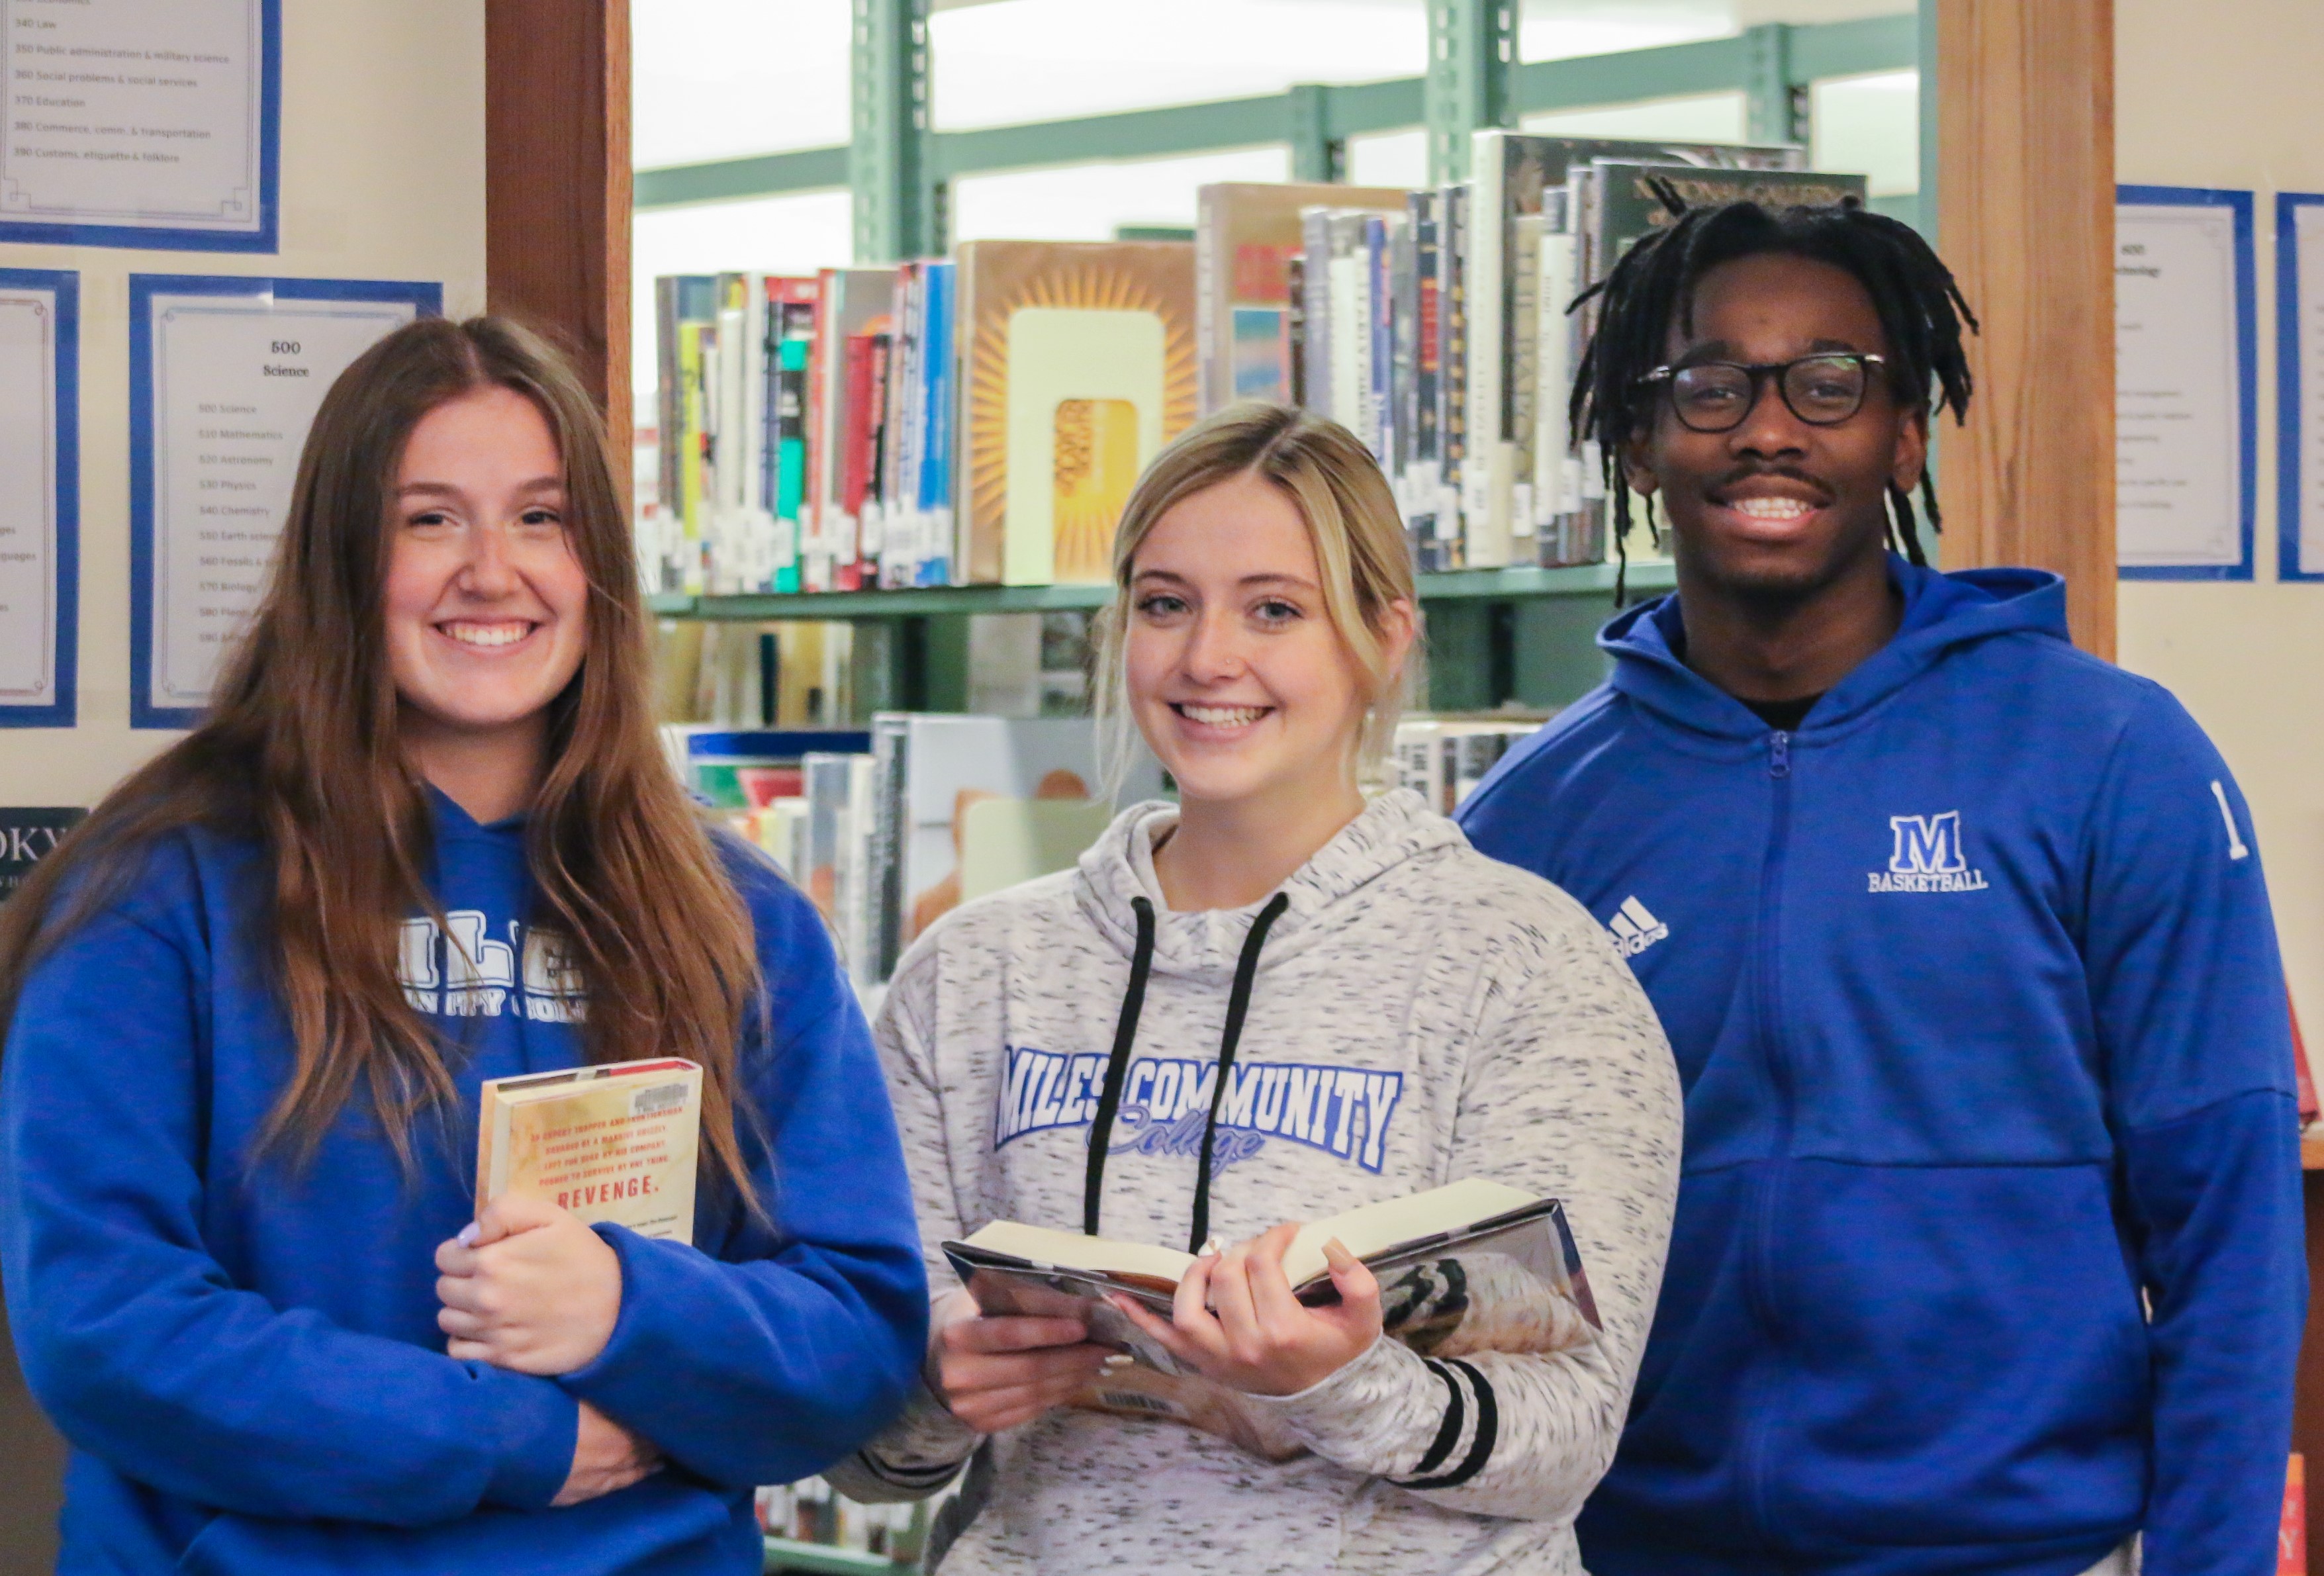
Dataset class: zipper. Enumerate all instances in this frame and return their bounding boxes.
[1740,729,1796,1551]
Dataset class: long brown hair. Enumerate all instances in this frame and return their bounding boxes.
[0,317,766,1201]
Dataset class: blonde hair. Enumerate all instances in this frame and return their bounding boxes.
[1093,402,1422,793]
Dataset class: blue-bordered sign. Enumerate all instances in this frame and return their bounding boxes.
[2276,193,2324,582]
[0,269,78,727]
[0,0,281,254]
[129,274,440,729]
[2115,185,2257,581]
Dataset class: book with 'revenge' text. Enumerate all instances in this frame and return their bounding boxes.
[476,1058,704,1245]
[945,1178,1598,1461]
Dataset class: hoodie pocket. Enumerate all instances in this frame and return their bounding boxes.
[1766,1158,2150,1550]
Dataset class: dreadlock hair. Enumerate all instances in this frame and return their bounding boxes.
[1568,183,1978,602]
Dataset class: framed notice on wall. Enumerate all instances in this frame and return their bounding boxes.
[128,275,439,729]
[2276,193,2324,581]
[0,0,281,252]
[2115,185,2258,580]
[0,268,77,728]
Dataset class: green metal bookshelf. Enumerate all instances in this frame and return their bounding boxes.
[763,1535,904,1573]
[645,563,1673,714]
[644,561,1673,623]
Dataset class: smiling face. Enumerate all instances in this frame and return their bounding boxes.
[1124,470,1402,815]
[383,386,590,796]
[1626,250,1927,602]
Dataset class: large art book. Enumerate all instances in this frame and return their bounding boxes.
[476,1058,704,1245]
[954,240,1197,586]
[945,1178,1598,1461]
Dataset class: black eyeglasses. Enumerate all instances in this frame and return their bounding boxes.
[1636,353,1891,433]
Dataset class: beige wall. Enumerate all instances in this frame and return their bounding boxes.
[0,5,485,1566]
[0,0,487,808]
[2114,0,2324,1043]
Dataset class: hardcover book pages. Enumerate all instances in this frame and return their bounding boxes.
[476,1058,705,1245]
[954,240,1196,585]
[948,1180,1599,1461]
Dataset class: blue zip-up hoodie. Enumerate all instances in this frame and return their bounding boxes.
[1458,559,2304,1576]
[0,792,928,1575]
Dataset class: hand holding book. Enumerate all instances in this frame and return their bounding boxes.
[1111,1225,1383,1398]
[927,1289,1117,1434]
[434,1190,623,1375]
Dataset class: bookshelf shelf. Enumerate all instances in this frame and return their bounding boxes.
[647,562,1675,622]
[763,1536,904,1574]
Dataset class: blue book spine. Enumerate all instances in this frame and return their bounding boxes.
[917,261,956,586]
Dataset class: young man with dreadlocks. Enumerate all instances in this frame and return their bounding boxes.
[1458,197,2303,1576]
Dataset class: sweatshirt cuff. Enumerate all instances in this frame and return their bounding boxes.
[855,1375,980,1489]
[560,1224,682,1401]
[1236,1335,1432,1467]
[475,1365,581,1510]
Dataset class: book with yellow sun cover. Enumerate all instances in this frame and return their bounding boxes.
[954,240,1197,585]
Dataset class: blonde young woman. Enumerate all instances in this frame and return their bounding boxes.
[830,404,1682,1574]
[0,318,924,1575]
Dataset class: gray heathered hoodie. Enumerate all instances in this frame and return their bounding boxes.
[829,789,1681,1574]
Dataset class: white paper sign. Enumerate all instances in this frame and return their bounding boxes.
[2290,201,2324,579]
[143,287,418,719]
[2115,201,2247,571]
[0,282,60,709]
[0,0,269,244]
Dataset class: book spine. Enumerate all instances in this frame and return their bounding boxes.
[919,261,956,586]
[1440,181,1469,569]
[808,270,839,592]
[862,331,893,586]
[1285,255,1307,410]
[775,334,810,594]
[1300,208,1332,419]
[1366,213,1391,462]
[869,718,909,983]
[1195,185,1223,415]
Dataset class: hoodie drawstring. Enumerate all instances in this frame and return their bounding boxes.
[1081,890,1292,1251]
[1084,896,1157,1236]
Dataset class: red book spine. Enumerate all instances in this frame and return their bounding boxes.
[841,333,875,537]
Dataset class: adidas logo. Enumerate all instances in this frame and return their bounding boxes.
[1606,896,1669,958]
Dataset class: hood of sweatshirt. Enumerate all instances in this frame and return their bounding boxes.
[1597,556,2067,741]
[1072,788,1467,981]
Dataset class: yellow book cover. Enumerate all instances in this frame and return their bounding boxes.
[954,240,1197,586]
[476,1058,703,1244]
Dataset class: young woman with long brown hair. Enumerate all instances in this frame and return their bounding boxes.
[0,317,925,1575]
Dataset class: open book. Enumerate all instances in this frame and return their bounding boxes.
[943,1178,1598,1461]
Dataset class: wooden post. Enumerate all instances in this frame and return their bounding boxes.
[1933,0,2115,659]
[483,0,632,464]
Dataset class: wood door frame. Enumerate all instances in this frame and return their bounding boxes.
[484,0,631,471]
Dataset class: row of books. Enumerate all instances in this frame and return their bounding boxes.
[1216,142,1861,571]
[756,1477,923,1565]
[649,133,1864,598]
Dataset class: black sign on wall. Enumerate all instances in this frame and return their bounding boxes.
[0,809,87,902]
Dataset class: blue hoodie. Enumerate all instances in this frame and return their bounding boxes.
[1458,559,2304,1576]
[0,792,927,1575]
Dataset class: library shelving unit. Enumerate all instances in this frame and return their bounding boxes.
[764,1536,904,1574]
[648,563,1677,714]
